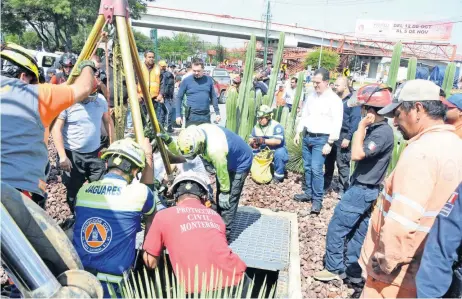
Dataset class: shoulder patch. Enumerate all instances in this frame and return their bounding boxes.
[367,141,377,152]
[439,192,458,217]
[275,126,282,134]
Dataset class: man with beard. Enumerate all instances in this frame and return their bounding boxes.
[324,76,361,199]
[175,58,220,127]
[359,80,462,298]
[442,94,462,138]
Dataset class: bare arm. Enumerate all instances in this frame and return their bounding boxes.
[102,112,115,145]
[143,251,160,270]
[51,118,66,160]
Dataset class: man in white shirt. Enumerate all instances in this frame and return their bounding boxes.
[283,77,298,112]
[293,68,343,214]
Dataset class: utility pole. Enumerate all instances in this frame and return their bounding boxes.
[263,0,271,64]
[150,29,158,61]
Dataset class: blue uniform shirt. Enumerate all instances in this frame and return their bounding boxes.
[416,183,462,298]
[251,120,285,151]
[72,173,155,275]
[340,93,361,142]
[175,75,219,117]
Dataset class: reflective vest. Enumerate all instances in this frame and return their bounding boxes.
[360,125,462,291]
[138,63,161,99]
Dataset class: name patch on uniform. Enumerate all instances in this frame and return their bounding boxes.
[367,141,377,152]
[439,192,458,217]
[81,217,112,253]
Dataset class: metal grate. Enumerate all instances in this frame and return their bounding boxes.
[229,207,290,271]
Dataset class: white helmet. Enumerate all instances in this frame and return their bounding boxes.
[168,171,210,201]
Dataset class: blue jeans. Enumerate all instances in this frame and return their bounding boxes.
[273,147,289,179]
[325,183,379,278]
[302,135,329,209]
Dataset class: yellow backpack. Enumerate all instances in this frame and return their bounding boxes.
[250,147,274,184]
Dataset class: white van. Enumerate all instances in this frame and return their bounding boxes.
[28,50,61,74]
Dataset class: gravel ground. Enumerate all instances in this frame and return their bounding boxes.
[2,138,364,298]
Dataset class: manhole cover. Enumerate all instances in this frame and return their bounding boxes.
[229,207,290,271]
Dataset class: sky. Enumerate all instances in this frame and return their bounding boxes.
[134,0,462,53]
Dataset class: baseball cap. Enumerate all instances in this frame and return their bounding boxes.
[378,79,440,116]
[442,93,462,110]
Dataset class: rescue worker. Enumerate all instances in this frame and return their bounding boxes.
[143,171,250,295]
[175,58,221,127]
[137,50,162,117]
[442,93,462,138]
[73,138,157,298]
[313,84,394,283]
[324,76,361,199]
[50,53,76,84]
[416,182,462,298]
[0,43,97,207]
[359,79,462,298]
[176,124,253,240]
[52,79,113,213]
[249,105,289,183]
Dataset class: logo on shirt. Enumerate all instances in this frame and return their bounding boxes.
[367,141,377,152]
[275,127,282,134]
[439,192,458,217]
[81,217,112,253]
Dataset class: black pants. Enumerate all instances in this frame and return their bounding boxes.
[216,171,249,240]
[324,136,351,193]
[185,111,211,127]
[62,149,106,213]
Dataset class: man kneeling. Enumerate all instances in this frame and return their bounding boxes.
[143,171,251,296]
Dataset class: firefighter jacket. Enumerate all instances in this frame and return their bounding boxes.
[359,124,462,291]
[137,63,161,99]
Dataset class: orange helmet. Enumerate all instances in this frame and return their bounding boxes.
[347,83,393,108]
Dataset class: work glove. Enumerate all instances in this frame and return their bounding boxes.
[73,60,98,76]
[255,137,265,147]
[218,193,231,209]
[157,133,173,145]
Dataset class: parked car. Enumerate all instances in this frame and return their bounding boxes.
[212,77,230,104]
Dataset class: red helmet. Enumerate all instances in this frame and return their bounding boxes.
[347,83,392,108]
[233,76,241,84]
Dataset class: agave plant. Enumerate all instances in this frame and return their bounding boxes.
[286,131,304,174]
[109,258,275,299]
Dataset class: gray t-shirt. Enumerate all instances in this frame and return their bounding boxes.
[59,94,108,153]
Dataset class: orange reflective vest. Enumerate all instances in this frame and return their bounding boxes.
[138,63,161,99]
[360,124,462,292]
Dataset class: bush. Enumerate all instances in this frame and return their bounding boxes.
[304,48,340,72]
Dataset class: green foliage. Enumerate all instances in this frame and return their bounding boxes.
[406,57,417,81]
[158,33,206,61]
[286,131,304,173]
[280,107,290,129]
[285,72,305,138]
[118,264,274,299]
[386,131,406,176]
[215,45,226,63]
[133,30,155,53]
[237,35,256,110]
[265,32,285,106]
[255,90,263,109]
[225,89,239,133]
[387,42,403,91]
[5,30,41,49]
[442,62,457,96]
[1,0,147,51]
[304,48,340,71]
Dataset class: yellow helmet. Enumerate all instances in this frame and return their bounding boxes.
[177,126,205,159]
[158,60,168,67]
[1,43,39,83]
[101,138,146,170]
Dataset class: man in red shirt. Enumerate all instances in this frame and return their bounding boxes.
[143,171,249,295]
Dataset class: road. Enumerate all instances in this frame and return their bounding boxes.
[210,103,227,127]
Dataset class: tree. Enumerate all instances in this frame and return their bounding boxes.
[133,30,154,53]
[1,0,150,52]
[304,48,340,71]
[157,33,208,62]
[215,45,225,63]
[4,30,41,50]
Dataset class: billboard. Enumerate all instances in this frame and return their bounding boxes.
[355,19,453,41]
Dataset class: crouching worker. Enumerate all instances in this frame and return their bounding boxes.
[143,171,251,297]
[176,124,253,240]
[248,105,289,183]
[73,138,159,298]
